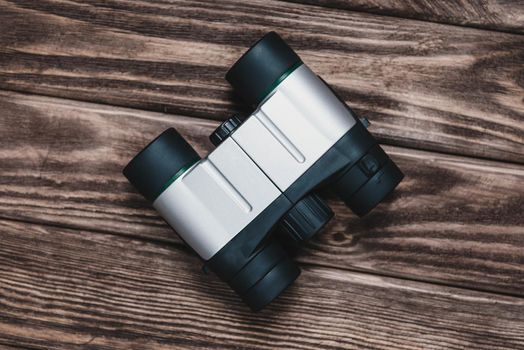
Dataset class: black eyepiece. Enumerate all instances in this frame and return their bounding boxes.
[123,128,200,202]
[226,32,302,106]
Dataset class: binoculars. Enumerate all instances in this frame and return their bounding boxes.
[123,32,403,311]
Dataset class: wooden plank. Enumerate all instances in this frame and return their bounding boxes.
[1,218,524,349]
[0,345,27,350]
[0,0,523,163]
[283,0,524,34]
[1,91,523,296]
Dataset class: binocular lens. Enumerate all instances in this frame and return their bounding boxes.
[226,32,302,106]
[123,128,200,202]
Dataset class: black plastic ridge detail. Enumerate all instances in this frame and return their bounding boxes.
[277,193,334,243]
[209,116,243,146]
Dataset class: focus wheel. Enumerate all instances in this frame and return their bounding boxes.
[209,116,242,146]
[277,193,333,244]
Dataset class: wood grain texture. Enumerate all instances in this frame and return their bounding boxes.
[1,0,523,162]
[1,91,523,296]
[1,218,524,350]
[284,0,524,34]
[0,345,26,350]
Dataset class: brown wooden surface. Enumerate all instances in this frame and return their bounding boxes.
[1,0,523,163]
[283,0,524,34]
[2,219,524,349]
[1,0,524,349]
[1,91,524,297]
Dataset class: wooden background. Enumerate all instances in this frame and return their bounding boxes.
[0,0,523,349]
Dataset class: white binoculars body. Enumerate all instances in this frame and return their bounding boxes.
[124,32,403,311]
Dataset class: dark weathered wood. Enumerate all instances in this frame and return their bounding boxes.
[0,0,523,162]
[1,218,524,349]
[1,91,523,296]
[283,0,524,34]
[0,345,26,350]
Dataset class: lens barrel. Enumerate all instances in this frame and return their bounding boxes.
[333,141,403,217]
[227,239,300,311]
[241,256,300,311]
[123,128,200,202]
[226,32,302,106]
[345,158,403,216]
